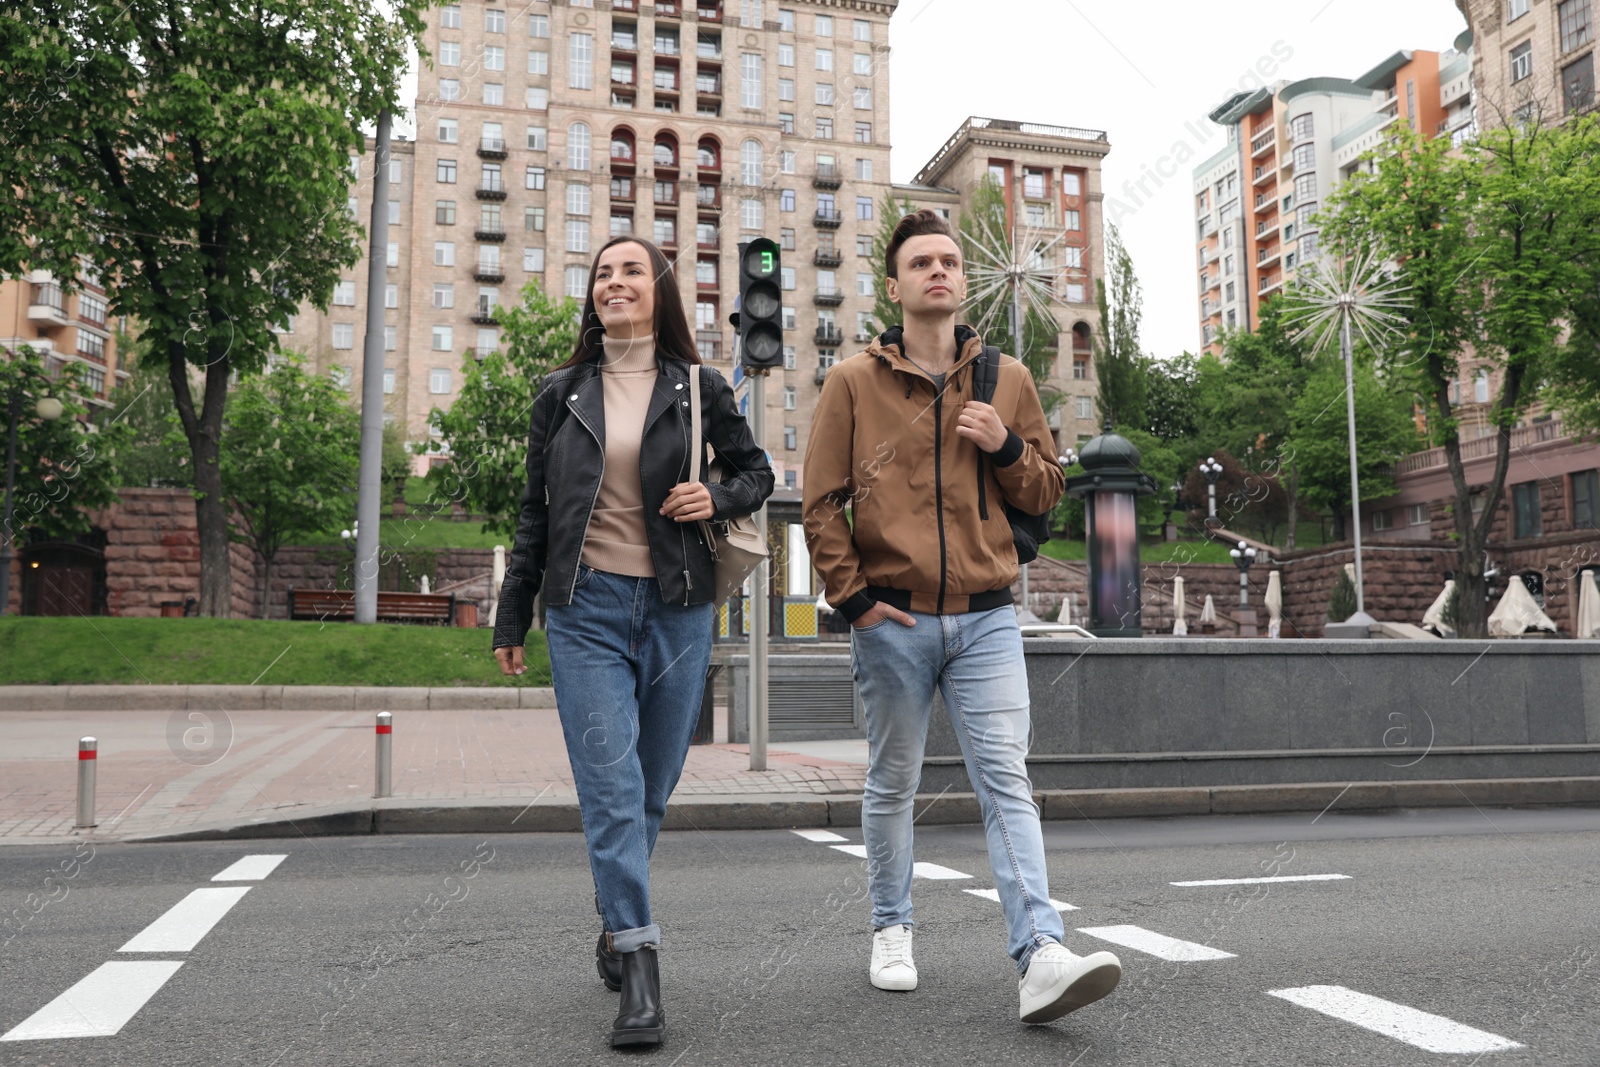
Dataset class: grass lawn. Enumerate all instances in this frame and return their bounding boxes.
[0,617,551,687]
[1038,538,1236,564]
[283,477,512,552]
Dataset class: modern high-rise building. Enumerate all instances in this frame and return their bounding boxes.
[0,264,128,413]
[1191,37,1474,355]
[894,117,1109,451]
[279,0,899,492]
[1456,0,1593,122]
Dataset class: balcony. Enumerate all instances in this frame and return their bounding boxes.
[1250,128,1275,157]
[814,325,843,345]
[813,288,844,307]
[655,2,680,16]
[611,34,638,54]
[812,164,841,190]
[696,184,721,210]
[27,284,68,327]
[476,178,507,201]
[697,4,723,22]
[1255,217,1280,241]
[470,302,499,325]
[477,137,507,160]
[611,177,635,201]
[1202,243,1220,264]
[1258,272,1284,297]
[813,209,842,228]
[474,227,507,242]
[695,75,721,96]
[1256,245,1281,271]
[473,265,506,283]
[813,248,843,268]
[653,184,679,207]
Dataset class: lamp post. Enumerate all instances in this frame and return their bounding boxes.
[1229,539,1259,637]
[1064,424,1157,637]
[1,373,65,617]
[1198,457,1223,530]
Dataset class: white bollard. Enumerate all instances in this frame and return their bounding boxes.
[375,712,392,798]
[76,737,97,828]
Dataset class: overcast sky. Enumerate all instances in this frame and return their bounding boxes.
[887,0,1469,359]
[395,0,1467,359]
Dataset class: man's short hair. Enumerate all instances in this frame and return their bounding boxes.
[885,209,957,280]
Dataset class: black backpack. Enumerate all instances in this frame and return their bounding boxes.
[972,347,1053,566]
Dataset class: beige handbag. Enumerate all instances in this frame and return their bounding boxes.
[687,366,768,603]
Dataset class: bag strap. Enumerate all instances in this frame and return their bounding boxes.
[974,346,1000,404]
[687,364,703,484]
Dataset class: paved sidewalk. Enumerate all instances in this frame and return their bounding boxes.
[0,704,868,844]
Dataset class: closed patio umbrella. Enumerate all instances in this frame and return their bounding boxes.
[1199,594,1216,624]
[1488,579,1558,637]
[1422,579,1457,638]
[1577,570,1600,639]
[1173,576,1187,636]
[1264,571,1283,638]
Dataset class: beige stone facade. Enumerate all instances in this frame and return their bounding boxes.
[1457,0,1595,123]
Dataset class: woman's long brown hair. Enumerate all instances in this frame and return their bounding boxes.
[555,235,701,369]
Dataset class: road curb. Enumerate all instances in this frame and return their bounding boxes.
[111,776,1600,843]
[0,684,555,711]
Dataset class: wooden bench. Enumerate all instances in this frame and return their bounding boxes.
[287,587,459,626]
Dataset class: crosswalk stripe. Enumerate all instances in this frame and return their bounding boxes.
[912,862,971,880]
[1076,924,1236,961]
[211,855,288,881]
[1172,874,1351,887]
[1,961,185,1041]
[963,888,1078,911]
[830,843,869,858]
[1268,985,1524,1054]
[118,887,252,953]
[791,829,847,843]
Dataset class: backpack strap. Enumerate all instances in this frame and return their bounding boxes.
[687,364,703,484]
[973,345,1000,405]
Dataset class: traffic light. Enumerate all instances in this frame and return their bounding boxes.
[737,238,783,371]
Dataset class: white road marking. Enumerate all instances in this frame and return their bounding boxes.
[791,829,847,843]
[118,887,252,953]
[1268,985,1524,1054]
[1,961,185,1041]
[1076,924,1236,961]
[911,862,971,880]
[211,854,288,881]
[1172,874,1351,887]
[827,845,971,880]
[963,887,1078,911]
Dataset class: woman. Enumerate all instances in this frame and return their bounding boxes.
[493,235,773,1048]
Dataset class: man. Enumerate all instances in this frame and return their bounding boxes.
[802,210,1121,1023]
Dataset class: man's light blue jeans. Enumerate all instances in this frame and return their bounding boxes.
[850,604,1064,974]
[546,563,714,953]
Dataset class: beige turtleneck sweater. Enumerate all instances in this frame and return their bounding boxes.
[580,333,660,577]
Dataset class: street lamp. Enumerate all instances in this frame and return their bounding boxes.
[1198,456,1223,529]
[1,378,65,616]
[1229,540,1258,610]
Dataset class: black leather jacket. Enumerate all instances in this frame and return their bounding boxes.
[492,354,774,649]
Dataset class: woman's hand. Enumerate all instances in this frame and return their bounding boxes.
[661,482,715,522]
[495,646,526,676]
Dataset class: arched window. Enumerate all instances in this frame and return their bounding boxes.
[567,122,591,170]
[740,139,763,186]
[653,135,678,169]
[1071,322,1092,353]
[610,129,635,163]
[697,137,720,171]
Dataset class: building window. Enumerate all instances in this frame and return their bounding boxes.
[741,198,763,229]
[1512,481,1542,539]
[782,345,796,369]
[780,227,795,250]
[329,323,354,349]
[385,283,399,309]
[1563,53,1595,113]
[440,3,461,28]
[1508,0,1529,20]
[1573,469,1600,528]
[1510,40,1533,83]
[779,112,794,134]
[529,50,549,75]
[438,118,458,144]
[1073,358,1088,380]
[568,123,591,170]
[333,280,355,306]
[1074,396,1092,420]
[854,121,871,143]
[781,386,796,410]
[433,283,454,308]
[383,325,397,351]
[853,86,872,109]
[437,158,457,183]
[653,217,676,246]
[432,326,453,352]
[525,166,546,191]
[1290,113,1314,141]
[782,305,796,330]
[569,33,593,89]
[1292,143,1316,172]
[383,367,395,394]
[526,87,549,110]
[528,12,548,37]
[1064,283,1085,304]
[778,77,794,101]
[779,8,794,30]
[856,196,873,221]
[741,53,762,108]
[526,206,545,231]
[1408,503,1429,527]
[430,368,452,394]
[740,0,764,27]
[566,219,590,253]
[778,187,796,212]
[740,139,763,186]
[436,199,456,225]
[567,183,592,215]
[440,41,460,66]
[485,7,505,32]
[1372,509,1393,531]
[565,266,587,299]
[1559,0,1593,52]
[434,241,455,266]
[814,115,834,139]
[527,125,547,151]
[815,82,834,106]
[1063,247,1083,269]
[483,45,504,70]
[783,425,797,450]
[439,78,460,101]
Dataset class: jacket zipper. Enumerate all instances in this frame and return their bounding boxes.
[567,396,605,602]
[933,385,948,614]
[676,370,693,605]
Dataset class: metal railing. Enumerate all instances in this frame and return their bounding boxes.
[1396,418,1570,475]
[912,116,1108,185]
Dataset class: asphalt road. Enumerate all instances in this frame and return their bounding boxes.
[2,807,1598,1066]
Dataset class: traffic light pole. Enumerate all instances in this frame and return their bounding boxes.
[748,367,769,772]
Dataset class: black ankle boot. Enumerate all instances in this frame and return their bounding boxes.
[596,932,622,992]
[610,945,664,1047]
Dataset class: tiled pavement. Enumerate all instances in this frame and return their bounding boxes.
[0,706,867,843]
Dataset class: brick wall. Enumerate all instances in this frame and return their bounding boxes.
[78,487,257,618]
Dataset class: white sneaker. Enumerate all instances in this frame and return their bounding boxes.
[869,924,918,991]
[1018,942,1121,1023]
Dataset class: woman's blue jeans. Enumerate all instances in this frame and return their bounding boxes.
[546,563,714,953]
[850,605,1065,974]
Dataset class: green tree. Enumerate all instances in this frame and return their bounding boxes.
[422,284,580,539]
[99,342,190,489]
[0,1,428,616]
[1283,354,1418,539]
[0,346,126,543]
[211,357,361,617]
[1142,353,1199,444]
[1093,225,1146,430]
[1321,116,1600,636]
[868,190,918,336]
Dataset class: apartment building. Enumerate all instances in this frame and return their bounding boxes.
[1456,0,1594,121]
[0,263,128,412]
[895,117,1108,452]
[1191,36,1475,355]
[279,0,898,492]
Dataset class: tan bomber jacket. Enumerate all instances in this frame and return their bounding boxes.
[801,324,1066,623]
